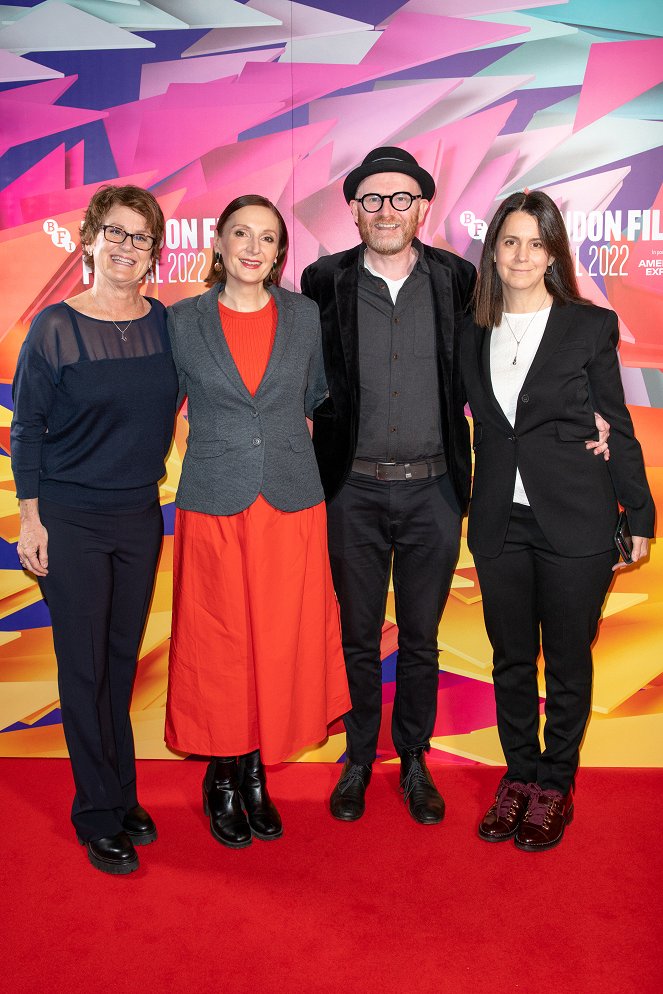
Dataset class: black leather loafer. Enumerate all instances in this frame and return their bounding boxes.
[77,831,139,875]
[123,804,157,846]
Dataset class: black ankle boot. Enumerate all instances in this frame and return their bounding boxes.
[237,750,283,841]
[203,757,252,849]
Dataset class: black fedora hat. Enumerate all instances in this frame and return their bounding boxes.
[342,146,436,204]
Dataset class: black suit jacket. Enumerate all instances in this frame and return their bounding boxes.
[300,241,477,507]
[462,300,655,558]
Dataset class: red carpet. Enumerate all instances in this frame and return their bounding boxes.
[1,760,661,994]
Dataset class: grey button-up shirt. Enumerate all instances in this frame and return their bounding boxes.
[355,246,444,462]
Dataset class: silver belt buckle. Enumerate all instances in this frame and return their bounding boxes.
[376,461,395,480]
[404,462,412,479]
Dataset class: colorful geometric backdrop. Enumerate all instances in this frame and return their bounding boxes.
[1,0,662,767]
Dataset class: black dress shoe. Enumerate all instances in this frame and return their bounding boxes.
[203,757,252,849]
[122,804,157,846]
[329,760,372,821]
[238,750,283,841]
[77,831,139,875]
[478,778,532,843]
[399,748,444,825]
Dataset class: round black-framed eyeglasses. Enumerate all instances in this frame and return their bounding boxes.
[102,224,156,251]
[355,192,423,213]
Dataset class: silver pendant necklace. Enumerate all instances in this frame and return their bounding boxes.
[110,318,134,342]
[502,294,549,365]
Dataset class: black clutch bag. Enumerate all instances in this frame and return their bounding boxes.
[614,510,633,563]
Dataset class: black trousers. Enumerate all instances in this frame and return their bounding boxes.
[473,504,617,794]
[327,471,461,764]
[38,499,163,841]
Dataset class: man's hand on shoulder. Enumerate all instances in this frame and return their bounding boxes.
[585,412,610,460]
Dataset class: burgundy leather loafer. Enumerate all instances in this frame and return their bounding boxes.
[478,778,532,842]
[514,786,574,852]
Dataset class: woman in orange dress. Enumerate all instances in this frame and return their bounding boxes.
[165,195,350,848]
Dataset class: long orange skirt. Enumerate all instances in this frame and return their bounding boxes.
[165,495,350,764]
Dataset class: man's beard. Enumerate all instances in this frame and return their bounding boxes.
[357,209,419,256]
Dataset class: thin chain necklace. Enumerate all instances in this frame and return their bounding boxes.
[502,294,550,365]
[103,300,146,341]
[110,318,134,342]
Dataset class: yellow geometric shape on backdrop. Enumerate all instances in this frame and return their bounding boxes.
[288,732,347,763]
[580,712,663,766]
[137,610,172,660]
[0,489,20,542]
[431,727,505,766]
[0,628,57,680]
[600,590,648,619]
[0,720,68,757]
[0,569,42,620]
[584,604,663,713]
[431,709,663,768]
[437,648,494,684]
[0,681,59,729]
[0,452,15,483]
[129,709,182,760]
[131,641,170,711]
[450,573,475,589]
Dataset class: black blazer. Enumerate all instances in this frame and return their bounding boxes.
[301,241,477,507]
[462,300,655,558]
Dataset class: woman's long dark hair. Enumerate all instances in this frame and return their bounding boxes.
[204,194,289,288]
[473,190,589,329]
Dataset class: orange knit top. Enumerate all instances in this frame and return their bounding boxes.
[218,297,277,396]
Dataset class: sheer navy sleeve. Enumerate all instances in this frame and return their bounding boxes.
[11,306,71,499]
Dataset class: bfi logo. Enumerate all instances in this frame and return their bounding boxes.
[459,210,487,241]
[43,218,75,252]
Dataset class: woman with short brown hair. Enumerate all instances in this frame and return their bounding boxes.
[11,184,178,875]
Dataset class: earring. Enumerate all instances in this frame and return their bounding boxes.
[546,262,554,275]
[213,251,222,273]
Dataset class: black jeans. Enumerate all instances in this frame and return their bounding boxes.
[473,504,617,793]
[327,471,461,764]
[38,499,163,840]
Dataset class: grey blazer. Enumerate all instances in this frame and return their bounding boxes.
[168,284,328,515]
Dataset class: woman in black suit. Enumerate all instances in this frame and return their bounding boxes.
[463,191,654,851]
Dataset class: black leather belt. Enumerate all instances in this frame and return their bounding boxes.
[351,456,447,481]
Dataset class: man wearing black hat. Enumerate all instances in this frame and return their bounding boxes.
[301,147,476,825]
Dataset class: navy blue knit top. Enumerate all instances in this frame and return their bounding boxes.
[11,298,179,510]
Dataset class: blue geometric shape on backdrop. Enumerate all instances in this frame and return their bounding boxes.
[0,539,20,568]
[0,599,52,631]
[1,708,62,734]
[381,650,397,684]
